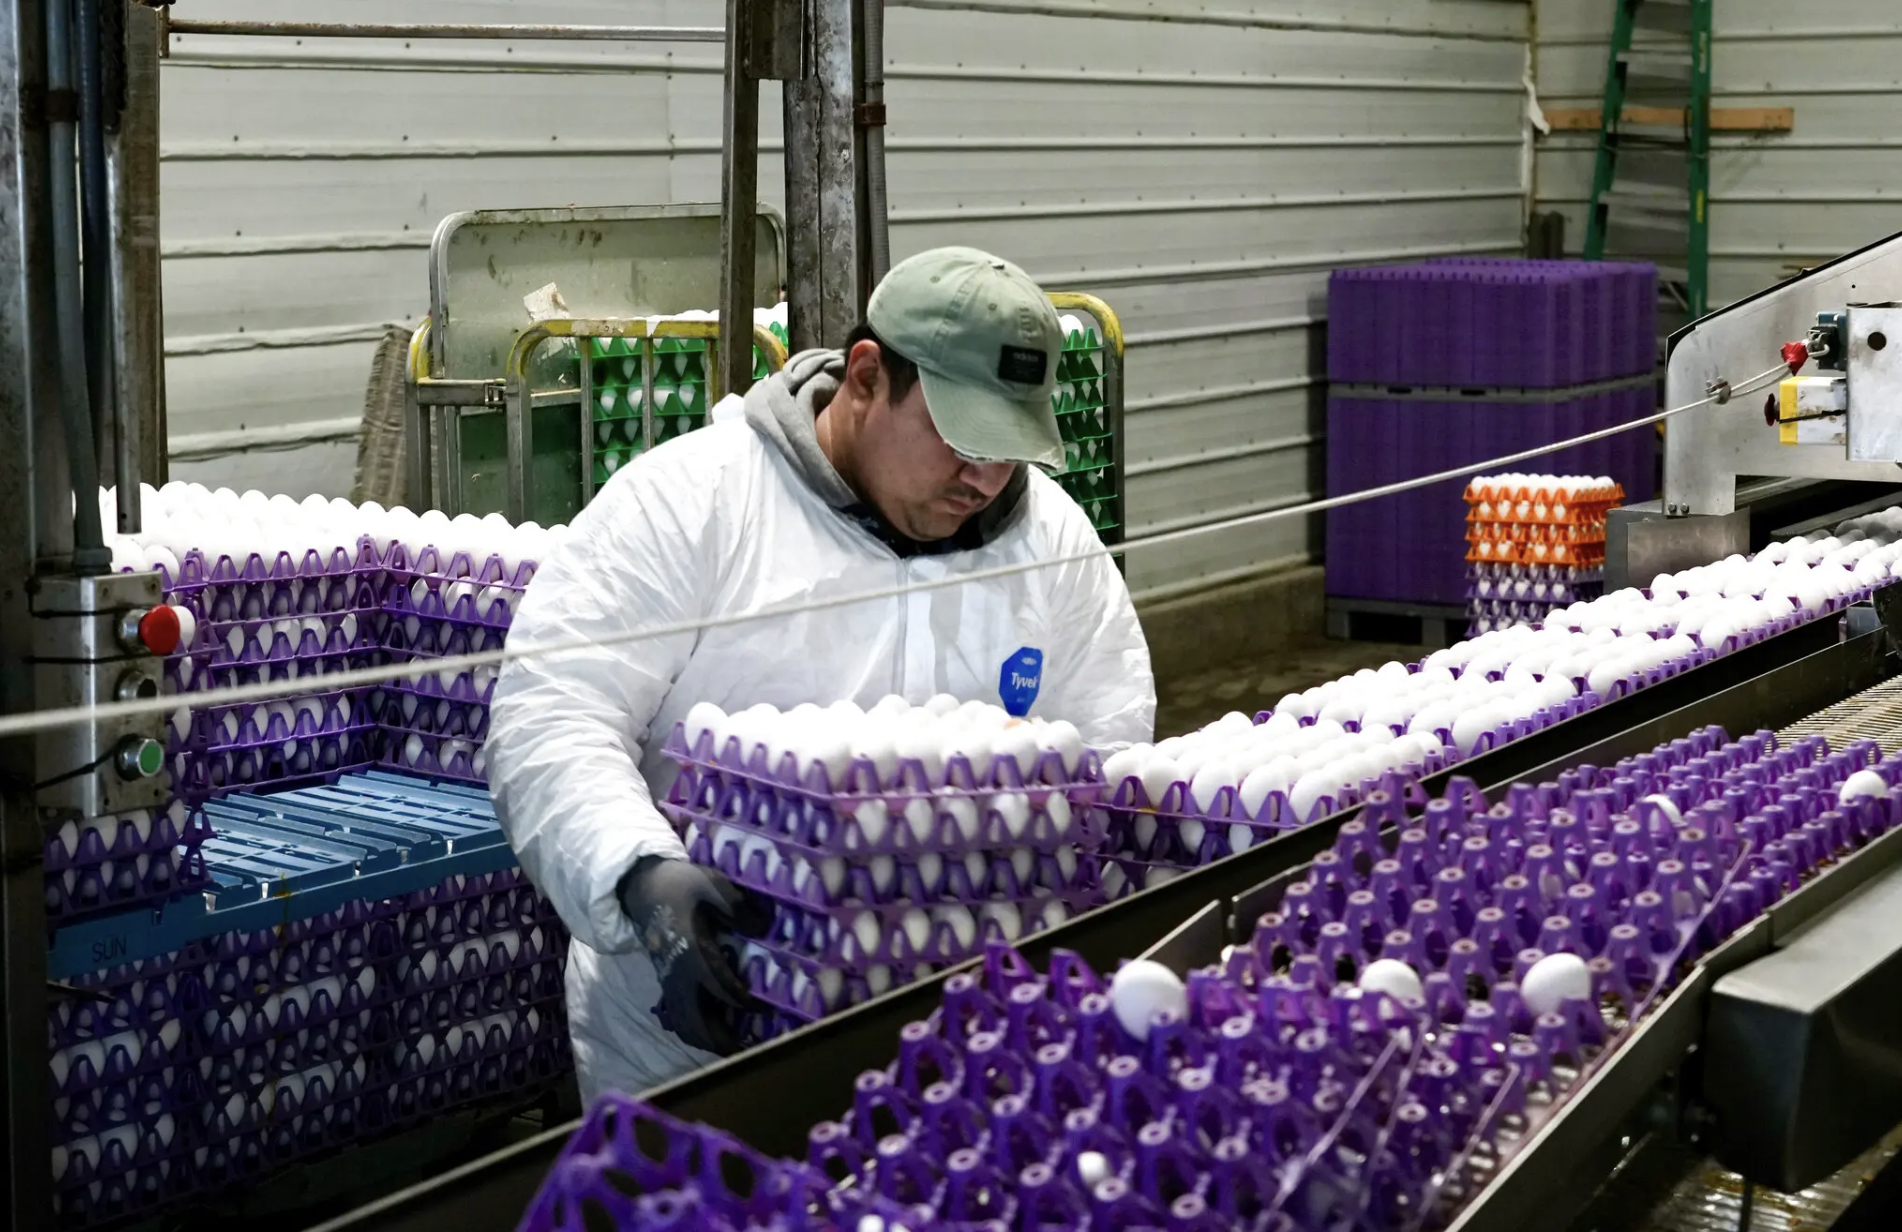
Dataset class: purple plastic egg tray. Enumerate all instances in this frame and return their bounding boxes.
[664,724,1104,856]
[49,877,569,1229]
[1324,259,1656,611]
[43,800,213,924]
[528,944,1448,1232]
[519,719,1902,1232]
[661,723,1110,1043]
[1090,694,1609,896]
[45,772,573,1230]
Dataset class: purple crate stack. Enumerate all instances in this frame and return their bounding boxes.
[49,865,570,1229]
[373,542,531,784]
[43,801,213,926]
[161,541,390,803]
[660,725,1110,1043]
[1327,260,1658,611]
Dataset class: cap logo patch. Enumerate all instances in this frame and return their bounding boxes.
[998,345,1047,385]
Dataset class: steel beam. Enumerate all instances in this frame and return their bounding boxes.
[111,0,162,497]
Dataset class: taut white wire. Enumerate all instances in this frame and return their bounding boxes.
[0,362,1790,740]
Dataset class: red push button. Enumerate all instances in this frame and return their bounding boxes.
[136,605,182,656]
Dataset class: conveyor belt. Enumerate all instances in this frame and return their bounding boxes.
[1551,676,1902,1232]
[314,617,1902,1232]
[1781,675,1902,751]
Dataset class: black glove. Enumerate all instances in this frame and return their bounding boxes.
[618,855,765,1056]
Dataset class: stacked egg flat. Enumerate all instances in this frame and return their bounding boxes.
[660,695,1106,1039]
[1464,473,1619,635]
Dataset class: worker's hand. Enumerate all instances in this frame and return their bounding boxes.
[618,856,764,1056]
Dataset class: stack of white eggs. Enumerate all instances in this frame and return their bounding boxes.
[661,693,1103,1034]
[680,694,1087,794]
[96,482,572,798]
[1088,508,1902,897]
[102,483,566,584]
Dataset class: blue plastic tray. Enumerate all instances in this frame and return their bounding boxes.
[48,770,518,979]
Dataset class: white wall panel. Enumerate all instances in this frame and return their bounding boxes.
[1533,0,1900,319]
[160,0,1530,600]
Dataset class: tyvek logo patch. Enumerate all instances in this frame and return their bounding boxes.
[999,647,1044,717]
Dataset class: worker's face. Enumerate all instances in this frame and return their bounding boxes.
[848,343,1018,542]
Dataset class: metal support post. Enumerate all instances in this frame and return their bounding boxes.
[0,0,55,1222]
[718,0,761,398]
[112,1,164,498]
[858,0,890,288]
[1687,0,1712,320]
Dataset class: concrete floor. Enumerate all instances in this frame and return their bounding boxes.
[1154,635,1418,738]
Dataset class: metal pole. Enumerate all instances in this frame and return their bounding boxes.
[812,0,860,341]
[0,0,54,1220]
[48,0,108,571]
[858,0,890,286]
[111,1,164,500]
[164,20,723,42]
[782,79,822,354]
[718,0,760,397]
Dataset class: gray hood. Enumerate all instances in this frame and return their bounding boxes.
[743,347,1028,554]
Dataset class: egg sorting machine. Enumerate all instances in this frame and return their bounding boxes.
[303,240,1902,1232]
[1610,229,1902,588]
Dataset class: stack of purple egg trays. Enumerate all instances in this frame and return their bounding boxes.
[522,943,1426,1232]
[521,723,1902,1232]
[372,542,530,784]
[660,724,1110,1040]
[44,799,214,926]
[1324,258,1657,609]
[49,866,571,1229]
[161,542,389,804]
[1093,680,1606,896]
[1465,563,1605,636]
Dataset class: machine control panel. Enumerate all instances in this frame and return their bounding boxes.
[31,570,186,818]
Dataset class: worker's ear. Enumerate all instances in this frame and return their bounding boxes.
[843,339,885,401]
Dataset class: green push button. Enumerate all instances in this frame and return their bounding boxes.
[116,736,165,781]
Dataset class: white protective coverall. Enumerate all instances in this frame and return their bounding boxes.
[488,350,1155,1102]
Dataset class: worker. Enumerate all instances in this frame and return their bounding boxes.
[487,247,1155,1102]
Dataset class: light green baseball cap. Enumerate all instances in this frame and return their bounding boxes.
[866,246,1065,470]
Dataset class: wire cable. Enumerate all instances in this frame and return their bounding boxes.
[0,361,1791,741]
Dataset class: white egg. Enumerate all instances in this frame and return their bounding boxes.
[1238,759,1296,817]
[990,725,1041,782]
[923,693,960,716]
[1358,959,1424,1004]
[1037,720,1085,776]
[682,701,726,752]
[1077,1151,1111,1191]
[894,727,945,784]
[991,792,1032,840]
[1138,754,1182,808]
[1289,768,1337,822]
[1522,952,1593,1016]
[1101,746,1147,793]
[1108,959,1188,1041]
[1840,769,1888,804]
[854,799,891,845]
[912,797,948,843]
[1451,706,1502,757]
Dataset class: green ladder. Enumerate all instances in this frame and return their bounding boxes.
[1582,0,1712,320]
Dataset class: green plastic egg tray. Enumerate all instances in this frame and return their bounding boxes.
[1051,323,1119,538]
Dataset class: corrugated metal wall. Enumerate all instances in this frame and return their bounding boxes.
[1534,0,1899,315]
[161,0,1530,599]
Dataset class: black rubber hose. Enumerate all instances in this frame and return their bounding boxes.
[77,0,120,523]
[47,0,110,571]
